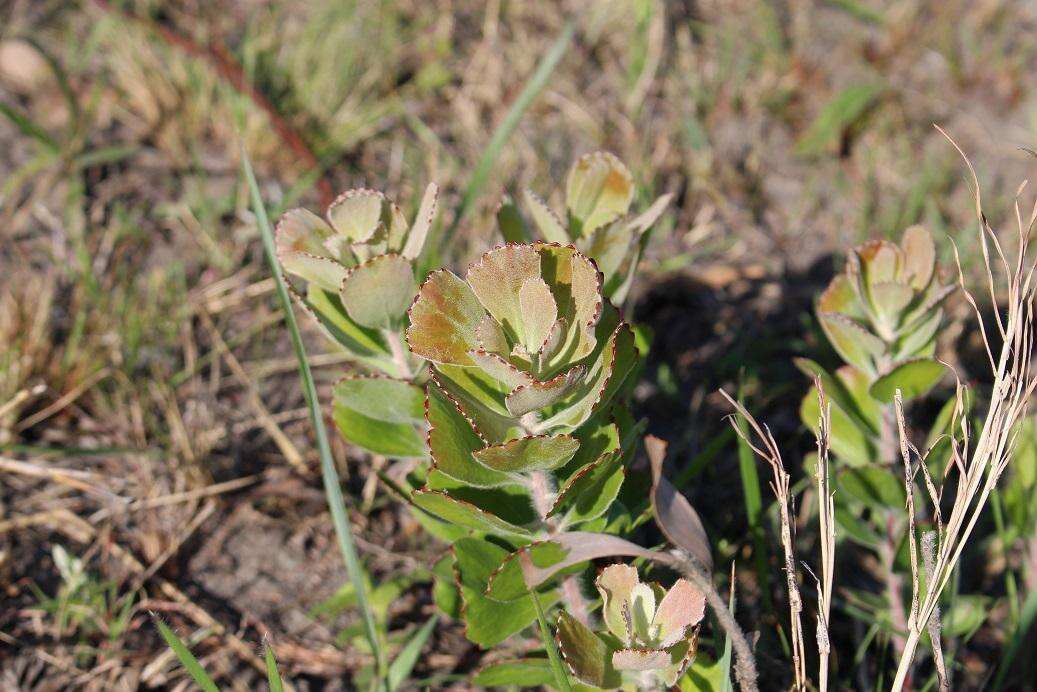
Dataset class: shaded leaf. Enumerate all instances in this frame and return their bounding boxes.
[818,312,884,372]
[839,466,906,510]
[496,196,530,243]
[550,451,625,526]
[900,224,935,290]
[401,182,438,259]
[411,490,532,540]
[524,189,570,243]
[474,659,555,687]
[427,384,514,488]
[506,365,587,417]
[646,436,712,571]
[557,611,622,688]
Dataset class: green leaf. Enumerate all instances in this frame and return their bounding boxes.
[796,83,884,157]
[839,466,906,510]
[304,285,390,359]
[333,377,425,425]
[401,183,438,260]
[387,616,438,691]
[411,490,533,540]
[487,532,659,602]
[581,222,635,285]
[524,189,571,243]
[506,366,587,417]
[473,434,580,474]
[869,358,945,403]
[556,611,621,688]
[407,269,485,366]
[942,595,989,638]
[432,366,517,443]
[497,196,531,243]
[339,254,417,330]
[427,383,515,488]
[326,188,384,243]
[466,244,542,342]
[275,209,346,291]
[794,358,878,435]
[834,505,883,547]
[154,620,219,692]
[453,538,556,648]
[551,451,625,526]
[432,554,461,618]
[566,152,634,237]
[265,645,284,692]
[534,592,574,692]
[900,225,936,290]
[474,658,556,687]
[818,312,884,373]
[333,404,427,458]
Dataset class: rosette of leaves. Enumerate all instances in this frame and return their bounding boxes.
[497,152,672,303]
[405,242,642,646]
[798,226,954,469]
[556,564,705,690]
[276,184,438,459]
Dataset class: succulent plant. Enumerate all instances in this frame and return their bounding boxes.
[403,241,645,646]
[556,564,705,690]
[499,152,672,303]
[276,184,438,458]
[798,225,953,467]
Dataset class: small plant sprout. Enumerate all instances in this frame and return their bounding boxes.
[556,563,705,690]
[276,183,438,459]
[501,152,672,303]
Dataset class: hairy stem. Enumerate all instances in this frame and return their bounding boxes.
[670,550,759,692]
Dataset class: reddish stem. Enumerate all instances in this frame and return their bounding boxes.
[91,0,335,207]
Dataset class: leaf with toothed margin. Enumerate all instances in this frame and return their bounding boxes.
[869,357,945,403]
[485,532,665,602]
[556,611,623,688]
[538,319,566,362]
[333,404,426,458]
[466,244,542,343]
[402,182,438,259]
[496,195,531,244]
[326,188,384,244]
[427,384,515,488]
[333,376,424,425]
[582,222,634,285]
[800,382,877,467]
[276,209,348,291]
[467,350,533,390]
[869,281,913,328]
[300,285,398,375]
[518,276,558,353]
[523,189,570,243]
[565,151,634,238]
[858,239,901,285]
[793,358,879,436]
[557,419,621,481]
[474,314,509,354]
[407,270,485,365]
[550,451,624,526]
[473,435,579,474]
[338,254,416,330]
[646,436,713,571]
[505,365,587,417]
[434,366,517,443]
[818,312,884,374]
[612,648,670,672]
[411,490,533,541]
[896,308,942,359]
[817,273,866,320]
[425,471,536,526]
[454,537,558,648]
[537,321,638,432]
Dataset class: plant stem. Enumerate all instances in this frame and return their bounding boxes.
[383,329,413,380]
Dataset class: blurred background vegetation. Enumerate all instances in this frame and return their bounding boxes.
[2,0,1036,689]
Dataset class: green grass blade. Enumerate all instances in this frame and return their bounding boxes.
[531,591,573,692]
[242,150,386,684]
[437,19,575,252]
[387,616,439,691]
[0,102,60,153]
[718,577,736,692]
[735,385,771,610]
[992,582,1037,690]
[153,619,219,692]
[264,645,284,692]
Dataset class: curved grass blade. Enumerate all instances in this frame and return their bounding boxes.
[531,591,573,692]
[388,616,439,691]
[243,149,385,684]
[154,619,219,692]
